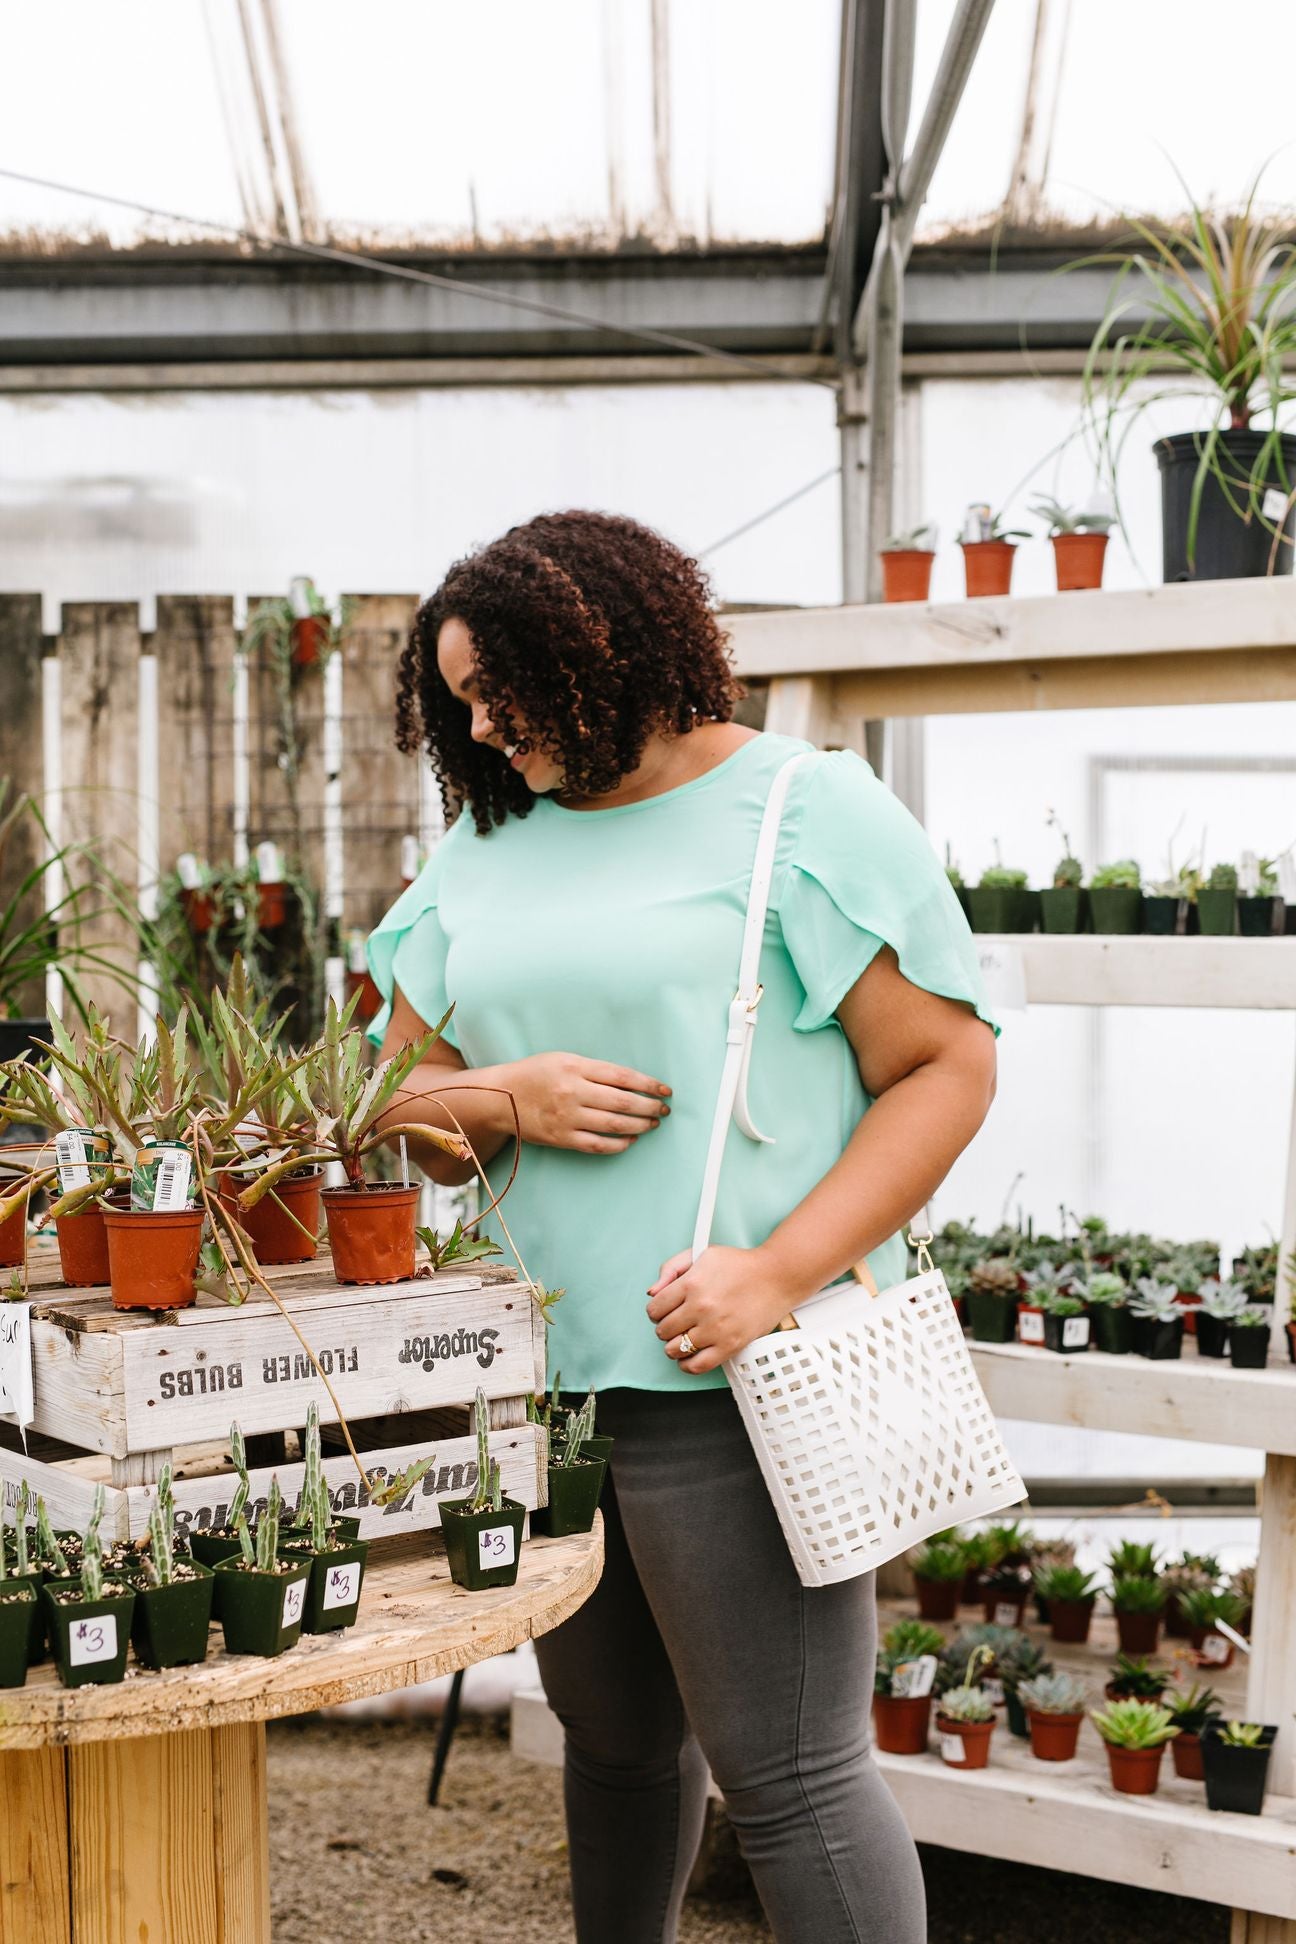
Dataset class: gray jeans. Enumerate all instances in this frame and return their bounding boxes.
[534,1387,926,1944]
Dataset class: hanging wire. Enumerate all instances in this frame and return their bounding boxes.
[0,166,838,392]
[699,465,841,557]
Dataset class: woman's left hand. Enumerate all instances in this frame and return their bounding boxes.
[646,1244,799,1374]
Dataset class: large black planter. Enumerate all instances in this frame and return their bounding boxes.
[1132,1314,1185,1361]
[1229,1323,1271,1369]
[1156,429,1296,581]
[1201,1722,1277,1814]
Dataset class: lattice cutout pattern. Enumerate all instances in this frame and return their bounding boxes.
[726,1269,1025,1588]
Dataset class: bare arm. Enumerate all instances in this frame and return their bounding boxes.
[646,947,996,1371]
[375,984,672,1187]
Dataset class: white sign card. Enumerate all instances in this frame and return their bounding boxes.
[939,1733,966,1763]
[477,1525,516,1570]
[1062,1316,1091,1351]
[281,1578,306,1629]
[0,1303,34,1430]
[1018,1310,1045,1344]
[975,942,1027,1014]
[891,1654,936,1699]
[322,1561,362,1611]
[68,1612,118,1667]
[54,1129,91,1192]
[993,1601,1022,1628]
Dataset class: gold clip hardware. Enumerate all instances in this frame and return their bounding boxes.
[742,984,765,1013]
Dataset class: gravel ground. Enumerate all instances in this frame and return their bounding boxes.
[268,1718,1229,1944]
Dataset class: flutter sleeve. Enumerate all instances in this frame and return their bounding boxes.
[364,847,458,1051]
[777,749,998,1035]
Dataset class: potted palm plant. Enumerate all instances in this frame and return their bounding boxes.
[958,507,1028,598]
[879,524,937,603]
[1201,1720,1279,1815]
[872,1620,943,1754]
[1078,168,1296,581]
[1034,1564,1100,1645]
[438,1388,527,1591]
[1228,1304,1272,1368]
[215,1480,311,1657]
[42,1488,135,1689]
[1019,1671,1087,1761]
[130,1464,215,1669]
[909,1536,965,1621]
[1088,861,1143,934]
[1197,863,1239,936]
[1030,497,1114,591]
[1091,1699,1178,1796]
[278,1405,369,1631]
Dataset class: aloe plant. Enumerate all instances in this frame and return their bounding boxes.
[1091,1699,1178,1749]
[1218,1720,1266,1748]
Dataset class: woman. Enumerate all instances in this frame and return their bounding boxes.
[369,510,996,1943]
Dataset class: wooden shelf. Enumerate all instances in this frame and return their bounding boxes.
[970,1338,1296,1454]
[973,933,1296,1010]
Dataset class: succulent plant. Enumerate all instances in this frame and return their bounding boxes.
[1107,1540,1160,1581]
[1018,1671,1087,1716]
[883,1619,946,1662]
[1091,859,1141,890]
[1106,1654,1169,1701]
[1033,1563,1100,1603]
[1208,863,1238,891]
[1091,1699,1178,1749]
[1075,1270,1127,1307]
[938,1684,996,1724]
[978,866,1029,890]
[910,1539,966,1583]
[1177,1586,1245,1631]
[1111,1574,1167,1616]
[969,1258,1018,1297]
[1164,1682,1222,1734]
[1197,1279,1247,1320]
[1218,1721,1266,1748]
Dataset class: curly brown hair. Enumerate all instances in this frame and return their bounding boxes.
[395,510,743,832]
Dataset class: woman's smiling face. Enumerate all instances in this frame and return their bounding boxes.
[436,616,565,796]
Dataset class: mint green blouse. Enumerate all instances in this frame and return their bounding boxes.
[367,733,994,1393]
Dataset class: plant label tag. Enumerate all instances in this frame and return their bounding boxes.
[1262,486,1289,524]
[939,1733,966,1764]
[892,1654,936,1699]
[281,1578,306,1629]
[993,1601,1021,1628]
[477,1525,516,1570]
[1062,1316,1091,1350]
[1200,1632,1230,1664]
[322,1562,361,1611]
[0,1303,34,1429]
[981,1678,1005,1706]
[176,851,203,891]
[54,1129,91,1193]
[975,942,1027,1014]
[151,1148,192,1212]
[255,840,282,885]
[69,1613,117,1667]
[1018,1310,1045,1344]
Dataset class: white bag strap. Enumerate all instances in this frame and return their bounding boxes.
[691,752,816,1260]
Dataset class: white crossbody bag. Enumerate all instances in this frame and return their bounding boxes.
[694,752,1025,1589]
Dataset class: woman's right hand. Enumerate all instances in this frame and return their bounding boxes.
[498,1052,671,1155]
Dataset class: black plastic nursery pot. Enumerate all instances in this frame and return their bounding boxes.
[1238,895,1283,938]
[1229,1323,1271,1369]
[1195,1312,1231,1359]
[189,1529,244,1569]
[580,1434,614,1467]
[0,1587,36,1687]
[1004,1687,1029,1740]
[1042,1310,1090,1354]
[130,1561,215,1669]
[965,887,1035,934]
[1143,895,1190,937]
[1039,887,1087,934]
[531,1457,607,1539]
[43,1584,136,1688]
[966,1288,1017,1344]
[214,1557,311,1657]
[438,1496,526,1591]
[5,1570,46,1663]
[1089,1305,1133,1355]
[1156,429,1296,582]
[1132,1315,1185,1360]
[279,1537,370,1632]
[1088,887,1143,935]
[1201,1722,1278,1815]
[1196,889,1238,936]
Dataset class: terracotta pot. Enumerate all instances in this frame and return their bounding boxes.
[55,1204,112,1286]
[1028,1710,1083,1762]
[1172,1731,1204,1782]
[1174,1290,1201,1336]
[1115,1609,1162,1656]
[0,1198,26,1269]
[1051,531,1108,591]
[960,540,1016,598]
[915,1576,959,1622]
[345,969,384,1021]
[873,1692,933,1756]
[220,1167,321,1266]
[936,1714,995,1769]
[103,1208,204,1311]
[1049,1597,1095,1645]
[880,550,935,603]
[1287,1321,1296,1365]
[291,615,329,667]
[181,888,215,933]
[323,1183,420,1285]
[1104,1741,1166,1796]
[257,881,287,930]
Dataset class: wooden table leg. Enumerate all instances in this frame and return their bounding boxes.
[66,1723,270,1944]
[0,1747,71,1944]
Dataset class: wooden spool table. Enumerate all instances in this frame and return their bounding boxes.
[0,1524,601,1944]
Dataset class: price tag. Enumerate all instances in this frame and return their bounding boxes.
[1062,1315,1090,1350]
[0,1303,34,1429]
[281,1577,306,1629]
[1199,1633,1231,1665]
[477,1525,516,1570]
[993,1601,1021,1628]
[69,1613,118,1667]
[1018,1310,1045,1344]
[54,1129,91,1193]
[891,1654,936,1698]
[151,1148,192,1212]
[975,942,1027,1014]
[255,840,282,884]
[322,1561,361,1611]
[1262,486,1290,524]
[939,1733,966,1764]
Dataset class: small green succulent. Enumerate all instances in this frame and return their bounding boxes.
[1017,1671,1087,1716]
[1091,1700,1178,1749]
[1091,859,1141,890]
[938,1684,995,1724]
